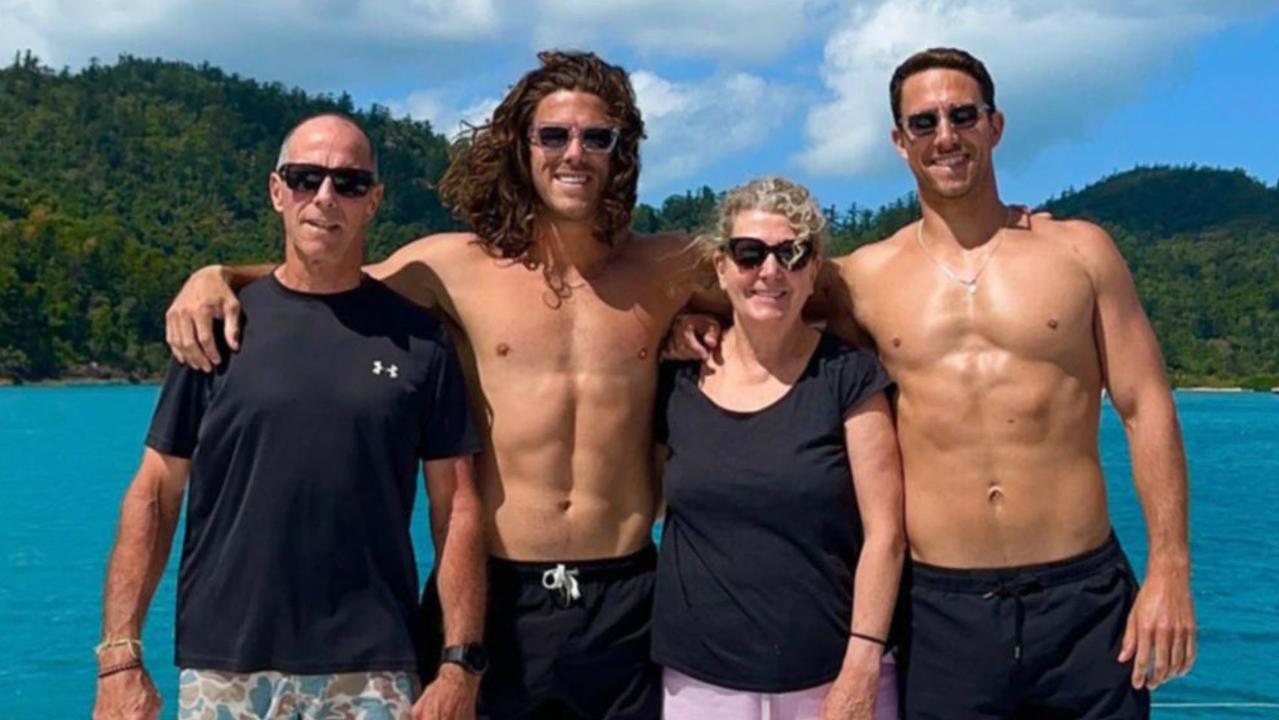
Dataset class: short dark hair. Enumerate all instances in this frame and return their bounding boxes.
[889,47,995,127]
[277,112,379,180]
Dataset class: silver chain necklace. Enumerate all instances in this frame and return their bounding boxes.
[915,207,1013,296]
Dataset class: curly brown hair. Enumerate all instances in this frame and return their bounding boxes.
[437,50,645,264]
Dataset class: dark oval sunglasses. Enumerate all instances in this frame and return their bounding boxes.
[277,163,377,198]
[904,103,991,137]
[725,237,815,271]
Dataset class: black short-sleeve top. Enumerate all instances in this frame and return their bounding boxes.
[146,273,481,674]
[652,332,893,692]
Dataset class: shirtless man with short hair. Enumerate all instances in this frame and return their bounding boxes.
[165,51,710,720]
[677,44,1198,720]
[824,48,1196,719]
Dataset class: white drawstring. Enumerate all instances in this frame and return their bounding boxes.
[540,564,581,606]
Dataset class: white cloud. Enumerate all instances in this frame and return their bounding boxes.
[797,0,1278,176]
[632,70,798,193]
[1,0,814,76]
[387,91,500,138]
[0,0,501,88]
[528,0,811,61]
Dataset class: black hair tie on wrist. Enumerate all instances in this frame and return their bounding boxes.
[849,631,888,647]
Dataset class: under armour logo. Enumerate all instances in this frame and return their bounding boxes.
[372,360,399,378]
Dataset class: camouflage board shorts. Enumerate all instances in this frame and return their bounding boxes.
[177,668,419,719]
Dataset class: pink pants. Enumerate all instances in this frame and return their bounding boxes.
[662,655,899,720]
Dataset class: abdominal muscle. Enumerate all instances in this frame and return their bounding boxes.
[895,353,1114,568]
[475,365,659,562]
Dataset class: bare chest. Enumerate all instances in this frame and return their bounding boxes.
[863,246,1098,374]
[447,261,678,377]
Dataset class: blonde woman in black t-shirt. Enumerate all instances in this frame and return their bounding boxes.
[654,177,905,720]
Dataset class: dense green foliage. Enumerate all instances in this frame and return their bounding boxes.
[1042,168,1279,387]
[1,55,1275,386]
[0,53,457,379]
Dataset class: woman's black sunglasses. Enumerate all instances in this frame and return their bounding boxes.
[725,237,815,271]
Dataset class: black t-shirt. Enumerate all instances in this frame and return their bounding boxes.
[651,332,893,692]
[146,273,481,674]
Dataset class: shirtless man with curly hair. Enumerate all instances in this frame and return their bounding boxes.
[164,51,715,720]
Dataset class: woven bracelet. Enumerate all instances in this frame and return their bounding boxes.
[98,660,143,679]
[94,636,143,658]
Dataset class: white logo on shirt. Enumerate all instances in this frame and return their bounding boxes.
[372,360,399,379]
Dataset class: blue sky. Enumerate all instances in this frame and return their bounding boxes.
[5,1,1278,210]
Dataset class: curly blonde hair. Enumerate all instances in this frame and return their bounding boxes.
[691,176,827,264]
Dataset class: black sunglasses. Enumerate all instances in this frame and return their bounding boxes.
[904,103,990,137]
[725,237,815,271]
[529,123,620,153]
[277,163,377,198]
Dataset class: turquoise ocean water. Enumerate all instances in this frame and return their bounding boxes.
[1,387,1276,718]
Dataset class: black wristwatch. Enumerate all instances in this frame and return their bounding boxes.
[440,643,488,675]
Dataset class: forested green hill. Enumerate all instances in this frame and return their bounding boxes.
[1,54,1275,386]
[0,53,457,379]
[1044,168,1279,387]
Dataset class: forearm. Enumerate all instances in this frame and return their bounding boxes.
[1124,389,1191,573]
[849,530,905,642]
[100,478,181,652]
[434,483,486,645]
[827,529,904,712]
[215,263,275,291]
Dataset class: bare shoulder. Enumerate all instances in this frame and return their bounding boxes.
[623,229,702,279]
[625,230,694,263]
[1030,216,1127,278]
[378,231,487,268]
[836,224,914,280]
[367,232,489,310]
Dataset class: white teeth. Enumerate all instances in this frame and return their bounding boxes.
[556,175,588,185]
[933,155,968,167]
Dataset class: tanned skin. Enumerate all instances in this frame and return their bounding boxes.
[825,68,1195,691]
[164,92,712,565]
[670,66,1195,693]
[98,117,485,720]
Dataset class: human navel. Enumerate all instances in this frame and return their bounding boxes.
[557,499,572,513]
[1047,318,1059,330]
[637,347,649,360]
[987,485,1005,504]
[892,337,902,348]
[496,342,511,357]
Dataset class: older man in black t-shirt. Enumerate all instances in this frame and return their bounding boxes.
[93,114,486,720]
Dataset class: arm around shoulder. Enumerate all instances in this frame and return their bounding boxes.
[166,263,272,371]
[365,232,478,311]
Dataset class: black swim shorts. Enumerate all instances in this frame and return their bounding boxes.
[897,533,1150,720]
[422,545,661,720]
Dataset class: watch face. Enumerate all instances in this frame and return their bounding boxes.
[443,644,488,674]
[463,644,489,672]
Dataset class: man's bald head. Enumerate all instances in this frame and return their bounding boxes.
[276,113,379,179]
